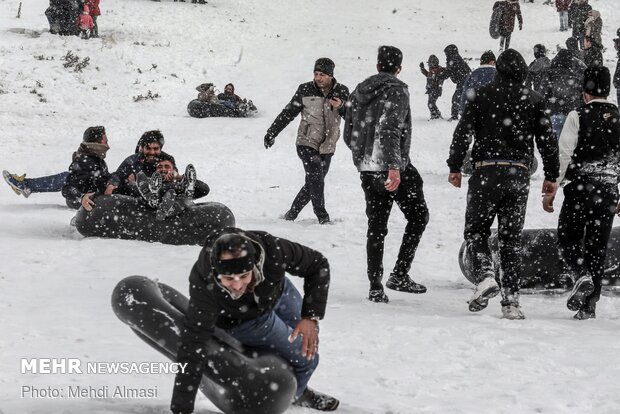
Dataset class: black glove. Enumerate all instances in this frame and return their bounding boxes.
[419,62,425,69]
[264,133,275,149]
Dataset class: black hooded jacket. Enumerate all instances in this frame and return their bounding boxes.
[61,145,111,209]
[447,49,559,182]
[443,45,472,86]
[541,49,586,115]
[170,228,330,414]
[343,72,412,172]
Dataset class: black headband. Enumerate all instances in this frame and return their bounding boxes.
[214,256,254,275]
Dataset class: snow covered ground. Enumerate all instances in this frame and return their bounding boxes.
[1,0,619,413]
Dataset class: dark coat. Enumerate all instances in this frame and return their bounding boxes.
[499,0,523,36]
[344,72,412,172]
[447,49,559,182]
[444,45,472,86]
[614,58,620,89]
[526,56,551,93]
[266,79,349,154]
[460,65,497,113]
[555,0,570,12]
[541,49,586,115]
[107,152,173,189]
[171,228,331,414]
[61,145,110,209]
[583,45,603,67]
[420,65,447,95]
[570,2,592,38]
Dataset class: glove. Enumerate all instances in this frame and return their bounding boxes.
[264,133,275,149]
[419,62,425,69]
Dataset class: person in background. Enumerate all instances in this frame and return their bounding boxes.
[526,44,551,93]
[556,0,571,32]
[460,50,497,115]
[498,0,523,52]
[419,55,447,120]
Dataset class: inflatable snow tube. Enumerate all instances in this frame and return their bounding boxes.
[459,228,620,290]
[74,194,235,245]
[489,1,504,39]
[461,150,538,176]
[187,99,257,118]
[111,276,297,414]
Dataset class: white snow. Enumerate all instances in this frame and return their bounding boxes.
[1,0,619,413]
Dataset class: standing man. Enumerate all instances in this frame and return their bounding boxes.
[264,58,349,225]
[447,49,559,319]
[170,228,339,413]
[344,46,429,303]
[544,66,620,320]
[460,50,496,115]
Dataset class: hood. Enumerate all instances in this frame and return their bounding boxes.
[444,44,459,57]
[550,49,574,69]
[354,72,407,105]
[495,48,528,84]
[204,227,266,300]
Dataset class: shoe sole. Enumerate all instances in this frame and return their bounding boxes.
[468,284,500,312]
[567,278,595,312]
[3,170,26,196]
[385,281,427,294]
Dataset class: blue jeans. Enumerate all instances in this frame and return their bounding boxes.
[24,171,69,193]
[227,278,318,398]
[550,114,567,140]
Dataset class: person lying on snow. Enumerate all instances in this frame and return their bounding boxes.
[217,83,257,111]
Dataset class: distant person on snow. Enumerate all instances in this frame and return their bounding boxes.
[583,35,603,68]
[263,58,349,225]
[61,126,112,211]
[569,0,592,49]
[443,44,472,120]
[216,83,257,112]
[447,49,559,320]
[525,44,551,93]
[419,54,447,120]
[584,9,602,47]
[460,50,497,115]
[84,0,100,37]
[344,45,429,304]
[544,66,620,320]
[170,228,339,413]
[498,0,523,52]
[555,0,571,32]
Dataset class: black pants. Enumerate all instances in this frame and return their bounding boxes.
[464,166,530,304]
[360,163,429,290]
[451,84,464,119]
[427,91,442,119]
[289,145,332,220]
[558,180,618,307]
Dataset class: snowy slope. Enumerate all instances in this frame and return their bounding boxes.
[0,0,619,413]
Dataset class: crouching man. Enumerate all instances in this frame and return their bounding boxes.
[170,228,339,413]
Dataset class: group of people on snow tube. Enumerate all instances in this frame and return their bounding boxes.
[3,128,210,221]
[188,82,257,118]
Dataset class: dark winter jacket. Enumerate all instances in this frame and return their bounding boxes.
[107,152,172,189]
[526,56,551,93]
[499,0,523,36]
[555,0,570,12]
[460,65,496,114]
[565,102,620,184]
[570,1,592,38]
[583,45,603,68]
[344,72,412,172]
[447,49,559,182]
[615,59,620,89]
[266,79,349,154]
[170,228,331,414]
[541,49,586,115]
[61,144,111,209]
[420,65,447,95]
[444,45,472,86]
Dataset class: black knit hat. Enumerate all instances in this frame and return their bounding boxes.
[314,58,335,76]
[211,233,257,275]
[496,49,528,83]
[583,66,611,96]
[83,126,106,143]
[480,50,496,64]
[377,45,403,73]
[428,55,439,67]
[533,44,547,59]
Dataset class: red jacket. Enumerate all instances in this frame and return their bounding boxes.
[555,0,571,12]
[85,0,100,16]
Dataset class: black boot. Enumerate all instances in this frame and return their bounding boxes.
[293,388,339,411]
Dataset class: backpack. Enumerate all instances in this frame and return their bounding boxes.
[489,1,505,39]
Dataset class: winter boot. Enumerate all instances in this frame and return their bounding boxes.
[293,388,339,411]
[574,304,596,320]
[386,274,427,294]
[283,210,298,221]
[318,215,331,225]
[181,164,197,198]
[468,274,500,312]
[136,172,162,209]
[501,304,525,320]
[368,288,389,303]
[566,275,595,312]
[3,170,31,198]
[156,189,175,221]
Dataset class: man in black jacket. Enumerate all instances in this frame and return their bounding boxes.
[61,126,111,210]
[545,66,620,319]
[264,58,349,224]
[171,228,338,413]
[344,46,429,304]
[443,44,472,120]
[447,49,560,319]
